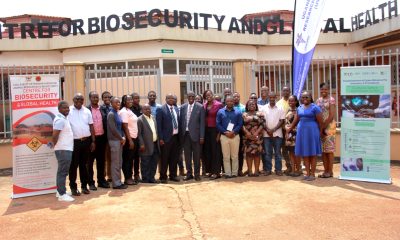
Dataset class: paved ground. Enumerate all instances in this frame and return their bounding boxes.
[0,163,400,240]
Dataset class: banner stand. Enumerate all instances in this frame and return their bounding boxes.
[11,74,60,198]
[339,66,392,184]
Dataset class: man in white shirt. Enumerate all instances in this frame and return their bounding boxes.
[261,92,285,176]
[52,101,75,202]
[67,93,96,196]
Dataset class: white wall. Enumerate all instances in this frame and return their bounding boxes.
[0,51,63,66]
[256,43,366,61]
[62,40,258,63]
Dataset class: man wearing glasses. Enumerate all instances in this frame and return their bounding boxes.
[67,93,96,196]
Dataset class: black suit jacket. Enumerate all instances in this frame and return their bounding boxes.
[156,104,180,143]
[179,102,205,143]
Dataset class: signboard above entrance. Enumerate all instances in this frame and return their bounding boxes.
[161,49,174,54]
[0,1,397,39]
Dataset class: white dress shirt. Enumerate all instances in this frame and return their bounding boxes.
[67,105,93,139]
[261,104,285,138]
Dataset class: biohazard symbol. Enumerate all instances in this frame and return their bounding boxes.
[27,137,42,152]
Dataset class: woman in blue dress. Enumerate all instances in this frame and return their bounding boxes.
[287,91,323,181]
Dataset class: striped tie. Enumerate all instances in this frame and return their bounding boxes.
[170,107,178,129]
[187,104,192,129]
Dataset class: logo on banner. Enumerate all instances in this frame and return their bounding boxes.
[295,33,306,47]
[27,137,42,152]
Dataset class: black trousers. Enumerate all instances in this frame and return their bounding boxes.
[132,138,140,177]
[183,132,201,177]
[204,127,222,175]
[69,137,91,189]
[160,135,180,180]
[122,138,137,180]
[88,135,107,185]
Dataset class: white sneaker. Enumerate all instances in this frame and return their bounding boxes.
[58,194,75,202]
[56,191,71,198]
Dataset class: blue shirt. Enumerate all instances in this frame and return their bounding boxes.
[234,103,245,113]
[216,107,243,134]
[257,97,269,106]
[150,103,162,117]
[111,109,124,137]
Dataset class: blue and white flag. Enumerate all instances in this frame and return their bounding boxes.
[292,0,326,97]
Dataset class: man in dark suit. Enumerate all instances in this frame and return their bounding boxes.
[137,104,160,183]
[156,93,181,183]
[179,91,205,181]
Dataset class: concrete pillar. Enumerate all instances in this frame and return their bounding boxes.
[63,62,85,101]
[233,59,254,101]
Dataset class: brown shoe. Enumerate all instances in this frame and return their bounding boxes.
[275,171,283,176]
[124,179,137,185]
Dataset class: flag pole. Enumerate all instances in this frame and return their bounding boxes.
[291,0,297,95]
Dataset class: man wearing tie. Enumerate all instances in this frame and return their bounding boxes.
[179,91,205,181]
[156,93,181,183]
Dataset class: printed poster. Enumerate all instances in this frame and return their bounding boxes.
[11,74,60,198]
[340,66,391,184]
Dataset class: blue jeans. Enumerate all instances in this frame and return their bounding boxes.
[263,137,283,172]
[55,150,73,195]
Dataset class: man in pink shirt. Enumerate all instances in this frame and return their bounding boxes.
[88,91,110,189]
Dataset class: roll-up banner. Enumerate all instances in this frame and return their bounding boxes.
[11,74,60,198]
[339,66,391,184]
[292,0,326,97]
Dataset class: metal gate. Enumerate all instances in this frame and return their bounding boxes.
[0,65,77,139]
[245,48,400,127]
[185,61,233,96]
[85,66,161,102]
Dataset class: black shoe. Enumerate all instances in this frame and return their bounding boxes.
[224,175,231,179]
[263,171,272,176]
[160,179,168,184]
[194,176,201,181]
[71,189,81,196]
[149,179,160,184]
[183,176,194,181]
[231,175,237,178]
[81,188,90,194]
[113,184,128,189]
[210,174,221,180]
[98,182,110,188]
[89,184,97,191]
[170,177,180,182]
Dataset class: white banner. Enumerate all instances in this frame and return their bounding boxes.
[292,0,326,97]
[11,74,60,198]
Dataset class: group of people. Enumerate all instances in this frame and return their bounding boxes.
[52,84,337,202]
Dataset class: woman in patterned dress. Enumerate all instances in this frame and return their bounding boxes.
[242,100,265,176]
[284,95,302,177]
[316,83,336,178]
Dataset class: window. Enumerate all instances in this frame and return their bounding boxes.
[85,64,95,79]
[178,60,192,75]
[163,59,177,74]
[127,60,159,76]
[96,62,125,78]
[128,60,159,69]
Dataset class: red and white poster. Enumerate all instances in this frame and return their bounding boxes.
[11,74,60,198]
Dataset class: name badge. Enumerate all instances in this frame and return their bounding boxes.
[227,122,234,131]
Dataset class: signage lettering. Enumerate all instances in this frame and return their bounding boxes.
[0,1,397,39]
